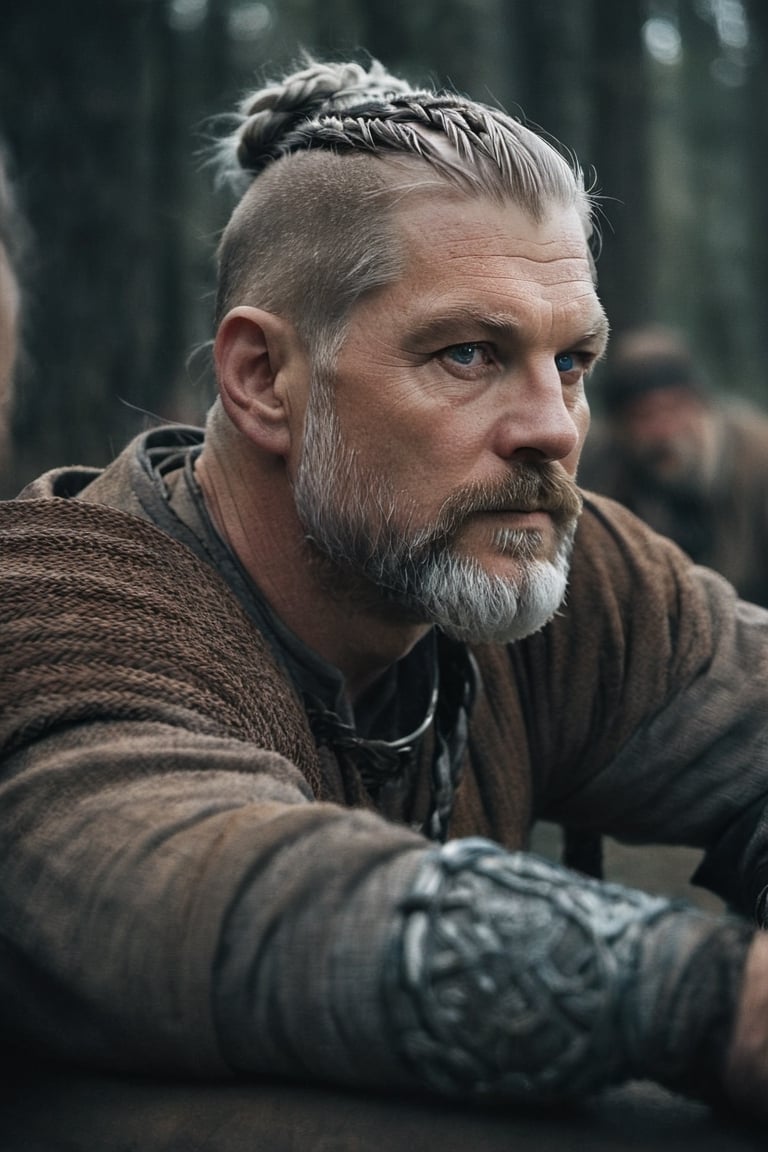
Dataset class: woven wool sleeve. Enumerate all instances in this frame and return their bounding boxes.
[0,498,320,780]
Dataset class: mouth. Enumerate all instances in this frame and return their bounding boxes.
[477,508,552,529]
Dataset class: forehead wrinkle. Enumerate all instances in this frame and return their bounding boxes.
[434,252,595,291]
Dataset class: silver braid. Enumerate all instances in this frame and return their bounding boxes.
[216,57,412,190]
[384,838,751,1103]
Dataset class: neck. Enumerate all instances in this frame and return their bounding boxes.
[195,442,428,701]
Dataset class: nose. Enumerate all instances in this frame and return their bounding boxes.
[493,365,582,465]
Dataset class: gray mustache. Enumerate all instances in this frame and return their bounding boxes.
[435,465,583,536]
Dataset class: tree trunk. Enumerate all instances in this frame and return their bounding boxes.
[588,0,653,336]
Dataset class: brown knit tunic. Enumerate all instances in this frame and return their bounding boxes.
[3,433,768,1084]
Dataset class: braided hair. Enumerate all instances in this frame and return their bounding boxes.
[212,56,594,374]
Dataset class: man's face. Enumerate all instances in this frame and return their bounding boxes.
[616,386,715,492]
[292,193,607,642]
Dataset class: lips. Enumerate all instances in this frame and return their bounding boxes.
[425,467,582,556]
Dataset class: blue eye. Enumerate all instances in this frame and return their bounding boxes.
[555,352,575,372]
[448,343,481,366]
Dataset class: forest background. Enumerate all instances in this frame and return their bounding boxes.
[1,0,765,493]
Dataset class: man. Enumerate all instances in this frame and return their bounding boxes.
[2,57,768,1117]
[580,324,768,606]
[0,142,22,492]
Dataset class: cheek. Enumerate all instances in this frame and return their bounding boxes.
[565,396,591,476]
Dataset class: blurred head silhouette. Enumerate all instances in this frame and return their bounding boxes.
[599,325,717,494]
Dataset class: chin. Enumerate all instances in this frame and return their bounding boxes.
[424,556,570,646]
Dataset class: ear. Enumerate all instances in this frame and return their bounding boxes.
[214,306,308,456]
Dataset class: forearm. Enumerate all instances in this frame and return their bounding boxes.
[216,836,752,1103]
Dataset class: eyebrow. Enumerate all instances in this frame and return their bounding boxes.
[406,305,610,351]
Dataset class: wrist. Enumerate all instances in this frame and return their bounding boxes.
[622,910,752,1102]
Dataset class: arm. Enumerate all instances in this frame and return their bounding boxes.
[0,498,758,1107]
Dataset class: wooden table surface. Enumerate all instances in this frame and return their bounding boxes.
[2,1070,764,1152]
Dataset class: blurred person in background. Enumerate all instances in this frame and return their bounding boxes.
[0,141,23,495]
[579,324,768,607]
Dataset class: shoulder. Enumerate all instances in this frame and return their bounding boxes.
[0,497,318,778]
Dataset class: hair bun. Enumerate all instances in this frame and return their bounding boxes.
[220,56,412,187]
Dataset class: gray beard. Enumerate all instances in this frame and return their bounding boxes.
[292,380,581,644]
